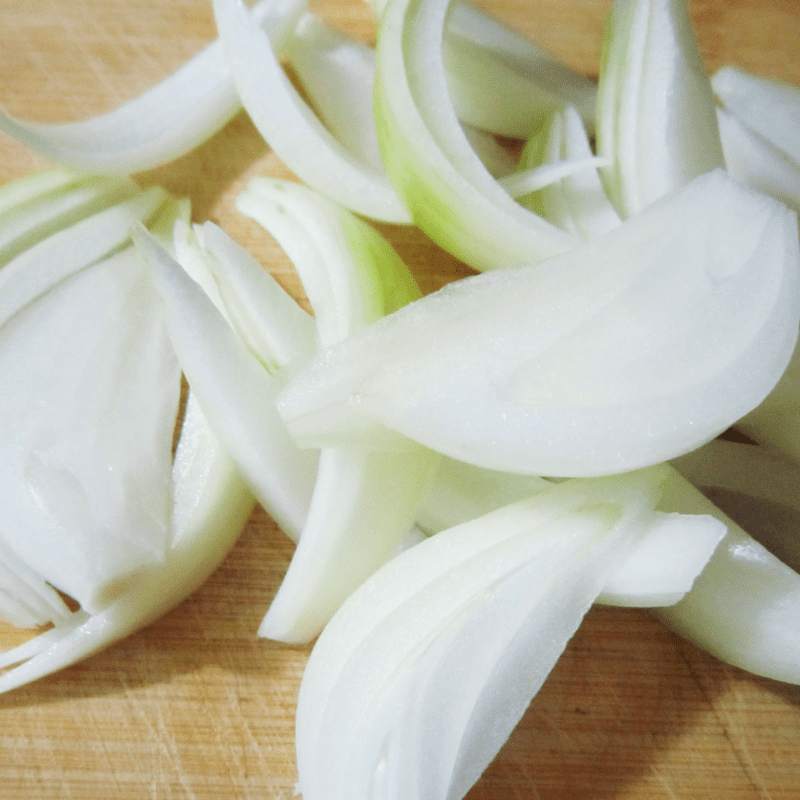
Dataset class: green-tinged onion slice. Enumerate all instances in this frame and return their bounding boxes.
[373,0,579,270]
[238,179,439,642]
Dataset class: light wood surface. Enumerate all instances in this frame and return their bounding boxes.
[0,0,799,797]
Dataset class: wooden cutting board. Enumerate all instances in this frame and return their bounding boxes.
[0,0,798,797]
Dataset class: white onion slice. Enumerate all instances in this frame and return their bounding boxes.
[237,179,439,642]
[0,0,305,174]
[0,244,181,613]
[213,0,410,223]
[0,186,170,330]
[595,0,724,218]
[286,13,386,173]
[279,170,800,477]
[296,467,667,800]
[715,107,800,215]
[442,1,597,138]
[0,393,255,693]
[712,66,800,168]
[416,458,723,608]
[173,220,317,373]
[672,438,800,572]
[373,0,579,269]
[0,171,139,266]
[134,227,318,541]
[655,465,800,684]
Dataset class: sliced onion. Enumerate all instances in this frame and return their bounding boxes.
[237,179,439,643]
[0,392,255,693]
[0,0,305,175]
[278,170,800,477]
[0,244,181,613]
[373,0,579,270]
[595,0,724,218]
[656,465,800,685]
[296,467,668,800]
[213,0,410,223]
[134,226,318,541]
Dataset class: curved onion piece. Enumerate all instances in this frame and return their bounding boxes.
[0,393,256,693]
[415,458,723,608]
[237,179,439,643]
[0,243,182,614]
[672,438,800,573]
[296,467,668,800]
[134,226,318,541]
[712,66,800,168]
[286,14,386,173]
[655,465,800,685]
[595,510,724,607]
[0,171,140,267]
[286,14,517,181]
[715,107,800,215]
[0,0,303,175]
[596,0,724,218]
[213,0,410,224]
[0,186,171,331]
[279,170,800,477]
[442,1,597,138]
[373,0,579,270]
[516,106,622,239]
[173,219,317,373]
[367,0,597,138]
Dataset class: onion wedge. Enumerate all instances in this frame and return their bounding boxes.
[0,0,305,175]
[296,466,669,800]
[373,0,579,269]
[213,0,410,223]
[0,243,182,613]
[655,464,800,684]
[596,0,725,218]
[0,393,255,693]
[415,458,724,608]
[133,226,319,541]
[278,170,800,477]
[237,179,439,643]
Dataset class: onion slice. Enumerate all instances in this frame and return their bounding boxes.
[373,0,579,269]
[656,464,800,684]
[278,170,800,477]
[213,0,410,223]
[595,0,725,218]
[296,466,669,800]
[0,393,255,693]
[134,226,318,541]
[237,179,439,642]
[0,0,305,175]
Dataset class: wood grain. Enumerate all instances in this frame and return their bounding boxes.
[0,0,799,798]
